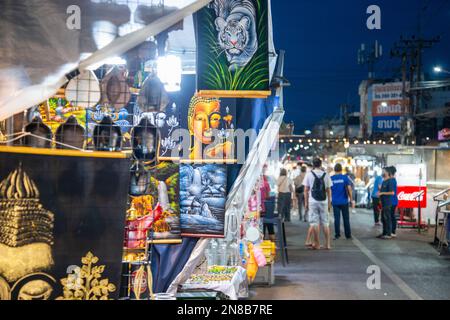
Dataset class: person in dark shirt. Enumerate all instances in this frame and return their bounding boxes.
[377,168,396,239]
[388,166,399,238]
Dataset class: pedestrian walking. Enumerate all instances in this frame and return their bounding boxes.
[294,164,307,221]
[277,168,294,222]
[304,158,333,250]
[331,163,354,240]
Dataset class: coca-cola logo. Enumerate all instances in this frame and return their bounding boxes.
[398,191,424,202]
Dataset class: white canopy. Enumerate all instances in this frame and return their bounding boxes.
[0,0,210,121]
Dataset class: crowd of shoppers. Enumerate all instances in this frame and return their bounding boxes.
[270,158,399,249]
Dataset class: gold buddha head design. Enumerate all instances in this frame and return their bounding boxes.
[188,96,221,145]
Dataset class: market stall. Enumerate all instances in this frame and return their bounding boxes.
[0,0,282,301]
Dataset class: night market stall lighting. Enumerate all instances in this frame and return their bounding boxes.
[157,55,182,92]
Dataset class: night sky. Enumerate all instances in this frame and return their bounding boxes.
[271,0,450,133]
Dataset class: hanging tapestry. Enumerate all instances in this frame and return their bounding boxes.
[180,163,226,238]
[0,148,130,300]
[196,0,270,98]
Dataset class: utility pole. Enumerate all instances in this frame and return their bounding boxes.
[358,40,383,79]
[358,41,382,140]
[341,104,350,139]
[391,35,440,145]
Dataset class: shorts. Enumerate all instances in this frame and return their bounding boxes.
[308,202,329,226]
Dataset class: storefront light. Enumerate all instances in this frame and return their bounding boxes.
[157,55,182,92]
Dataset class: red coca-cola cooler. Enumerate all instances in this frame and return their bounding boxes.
[396,164,427,228]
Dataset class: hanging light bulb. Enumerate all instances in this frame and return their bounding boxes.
[157,55,182,92]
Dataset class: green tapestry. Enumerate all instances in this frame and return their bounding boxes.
[196,0,270,94]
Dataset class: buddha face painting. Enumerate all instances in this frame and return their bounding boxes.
[188,97,221,145]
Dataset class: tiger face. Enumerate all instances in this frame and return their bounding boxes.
[215,16,250,55]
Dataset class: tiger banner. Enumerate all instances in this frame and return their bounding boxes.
[0,147,130,300]
[196,0,271,98]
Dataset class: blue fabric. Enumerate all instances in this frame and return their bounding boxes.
[150,238,199,293]
[380,178,395,207]
[331,174,350,205]
[371,175,383,198]
[391,178,398,205]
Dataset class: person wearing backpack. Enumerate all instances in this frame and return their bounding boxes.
[304,158,333,250]
[294,165,307,221]
[331,163,354,240]
[277,168,294,222]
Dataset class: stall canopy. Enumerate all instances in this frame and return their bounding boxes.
[0,0,210,121]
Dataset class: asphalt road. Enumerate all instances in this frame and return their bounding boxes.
[250,208,450,300]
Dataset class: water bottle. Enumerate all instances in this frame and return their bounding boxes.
[219,241,228,266]
[210,239,218,266]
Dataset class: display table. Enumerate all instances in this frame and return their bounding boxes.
[180,267,247,300]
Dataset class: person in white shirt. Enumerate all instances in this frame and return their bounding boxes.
[277,168,294,222]
[303,158,333,250]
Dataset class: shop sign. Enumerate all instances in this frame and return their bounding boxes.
[372,82,409,101]
[397,186,427,208]
[196,0,270,98]
[438,128,450,141]
[372,100,408,117]
[372,116,401,132]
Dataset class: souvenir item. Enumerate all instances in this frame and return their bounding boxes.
[100,66,131,110]
[187,96,234,160]
[180,164,227,238]
[65,70,101,108]
[39,97,87,134]
[93,116,122,151]
[246,243,258,283]
[137,73,169,113]
[253,246,267,267]
[245,226,260,243]
[23,117,52,148]
[133,103,181,160]
[120,263,151,300]
[131,117,157,161]
[196,0,270,97]
[54,115,85,149]
[0,149,129,300]
[129,162,151,196]
[146,162,181,243]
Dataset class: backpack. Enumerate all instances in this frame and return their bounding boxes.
[311,171,327,201]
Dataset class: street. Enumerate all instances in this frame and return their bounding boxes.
[251,208,450,300]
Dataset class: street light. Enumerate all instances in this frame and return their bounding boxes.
[434,66,450,74]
